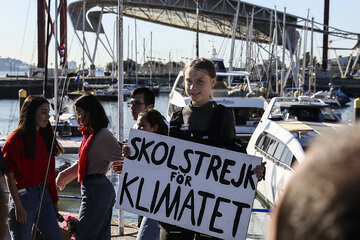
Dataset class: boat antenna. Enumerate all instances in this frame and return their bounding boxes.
[196,0,199,58]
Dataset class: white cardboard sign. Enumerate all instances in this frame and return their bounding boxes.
[116,129,261,240]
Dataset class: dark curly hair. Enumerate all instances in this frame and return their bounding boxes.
[138,109,168,136]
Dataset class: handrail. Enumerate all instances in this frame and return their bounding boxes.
[3,190,271,212]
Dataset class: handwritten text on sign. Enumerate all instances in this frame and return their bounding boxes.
[116,129,261,240]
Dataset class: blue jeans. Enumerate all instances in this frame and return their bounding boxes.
[8,185,61,240]
[76,176,115,240]
[136,217,160,240]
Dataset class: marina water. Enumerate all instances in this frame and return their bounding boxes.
[0,94,355,239]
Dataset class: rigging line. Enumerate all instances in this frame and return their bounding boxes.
[30,23,38,66]
[99,37,114,60]
[6,100,17,136]
[314,34,322,62]
[16,0,32,74]
[33,0,53,235]
[103,32,114,59]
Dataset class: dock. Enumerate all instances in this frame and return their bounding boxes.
[3,211,139,240]
[0,76,175,99]
[58,139,81,154]
[57,211,139,240]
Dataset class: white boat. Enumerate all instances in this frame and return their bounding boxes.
[167,67,268,146]
[310,91,341,109]
[49,113,82,141]
[246,96,344,205]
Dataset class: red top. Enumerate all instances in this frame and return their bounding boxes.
[2,131,58,203]
[78,126,95,183]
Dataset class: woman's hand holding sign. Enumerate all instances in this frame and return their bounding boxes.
[113,140,128,174]
[253,162,266,180]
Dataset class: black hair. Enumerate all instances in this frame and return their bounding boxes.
[130,87,155,107]
[138,109,168,136]
[74,94,109,133]
[15,95,63,159]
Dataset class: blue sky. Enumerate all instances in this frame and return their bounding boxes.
[1,0,359,69]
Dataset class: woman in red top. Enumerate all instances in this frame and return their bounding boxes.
[2,95,63,240]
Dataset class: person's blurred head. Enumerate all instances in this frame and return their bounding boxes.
[137,109,168,135]
[183,58,216,106]
[16,95,63,158]
[74,94,109,133]
[268,124,360,240]
[129,87,155,120]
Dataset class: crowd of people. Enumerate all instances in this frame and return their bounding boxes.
[0,57,356,240]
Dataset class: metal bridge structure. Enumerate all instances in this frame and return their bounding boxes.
[38,0,360,74]
[65,0,360,70]
[68,0,299,66]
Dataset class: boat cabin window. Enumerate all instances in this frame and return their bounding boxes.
[280,106,339,123]
[174,75,187,96]
[273,142,286,160]
[213,61,226,72]
[255,132,296,168]
[232,107,264,125]
[267,139,278,156]
[255,132,266,148]
[287,108,320,122]
[260,135,272,152]
[280,147,293,166]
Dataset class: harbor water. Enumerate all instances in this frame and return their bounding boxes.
[0,94,355,239]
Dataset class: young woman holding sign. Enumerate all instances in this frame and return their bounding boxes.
[160,58,265,240]
[56,94,122,240]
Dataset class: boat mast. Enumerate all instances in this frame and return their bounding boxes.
[82,0,86,86]
[54,0,59,116]
[195,0,199,58]
[59,0,67,70]
[309,17,314,93]
[228,0,241,73]
[265,10,273,98]
[301,9,310,94]
[150,31,152,83]
[43,0,53,97]
[117,0,125,235]
[322,0,330,72]
[280,8,286,97]
[38,0,46,71]
[135,19,138,85]
[127,25,130,77]
[274,7,279,94]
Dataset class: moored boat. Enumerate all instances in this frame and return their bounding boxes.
[246,96,345,205]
